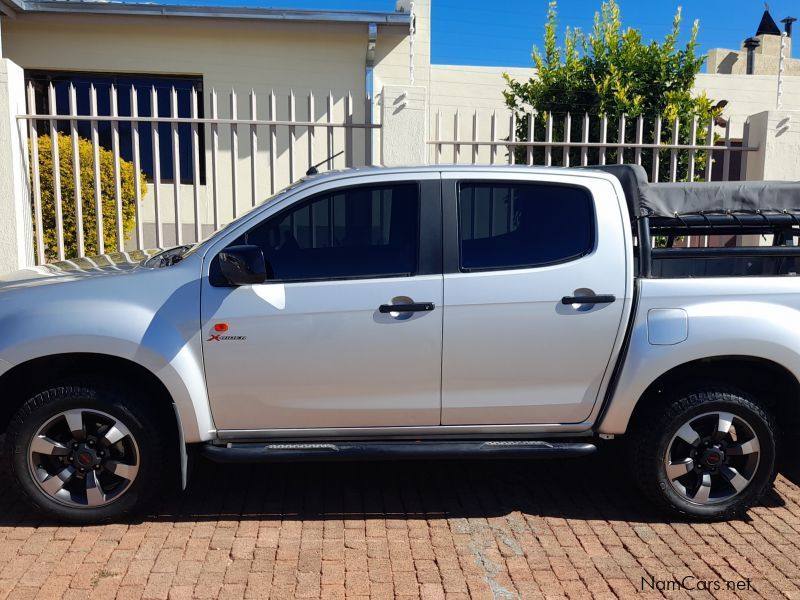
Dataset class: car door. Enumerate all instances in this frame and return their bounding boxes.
[441,172,628,425]
[202,174,442,432]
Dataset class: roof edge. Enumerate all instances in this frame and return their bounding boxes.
[3,0,411,25]
[0,0,26,17]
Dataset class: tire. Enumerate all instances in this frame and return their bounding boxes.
[628,387,778,520]
[3,383,164,524]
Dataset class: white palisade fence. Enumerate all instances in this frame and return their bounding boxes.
[18,86,760,265]
[19,83,378,264]
[430,109,755,184]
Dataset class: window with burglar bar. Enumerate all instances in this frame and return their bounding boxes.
[26,70,206,185]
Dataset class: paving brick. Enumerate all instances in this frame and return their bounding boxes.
[319,583,345,600]
[0,453,797,600]
[244,572,271,599]
[115,584,145,600]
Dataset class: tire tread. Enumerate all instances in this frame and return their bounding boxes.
[3,383,164,524]
[628,386,778,521]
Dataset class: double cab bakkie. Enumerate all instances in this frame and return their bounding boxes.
[0,164,798,522]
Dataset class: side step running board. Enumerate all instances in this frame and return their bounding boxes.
[201,440,597,463]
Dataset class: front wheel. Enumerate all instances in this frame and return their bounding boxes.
[4,384,164,523]
[629,388,778,520]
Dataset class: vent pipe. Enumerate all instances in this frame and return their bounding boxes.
[782,16,797,37]
[744,37,760,74]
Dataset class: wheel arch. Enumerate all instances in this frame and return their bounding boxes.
[0,353,180,447]
[635,353,797,402]
[622,355,800,467]
[0,352,199,489]
[0,335,214,439]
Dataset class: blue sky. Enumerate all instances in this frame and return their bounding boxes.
[158,0,799,65]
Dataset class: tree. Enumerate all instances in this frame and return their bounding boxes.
[503,0,720,180]
[34,133,147,261]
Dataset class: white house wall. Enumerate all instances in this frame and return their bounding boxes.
[429,64,535,163]
[694,73,800,138]
[3,4,800,244]
[3,13,381,242]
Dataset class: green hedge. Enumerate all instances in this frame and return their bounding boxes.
[34,133,147,261]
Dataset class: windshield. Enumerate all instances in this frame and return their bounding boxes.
[193,180,306,247]
[141,180,306,268]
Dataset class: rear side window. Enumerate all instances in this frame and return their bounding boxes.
[236,183,419,281]
[458,181,595,271]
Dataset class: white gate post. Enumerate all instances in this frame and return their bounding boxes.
[0,58,34,272]
[743,110,800,181]
[380,85,427,166]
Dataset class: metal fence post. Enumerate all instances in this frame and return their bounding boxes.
[425,108,755,183]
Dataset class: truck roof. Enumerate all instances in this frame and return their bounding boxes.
[304,164,800,222]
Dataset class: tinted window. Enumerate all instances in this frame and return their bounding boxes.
[237,183,419,281]
[458,182,594,271]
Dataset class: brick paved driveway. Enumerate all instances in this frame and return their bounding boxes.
[1,443,799,600]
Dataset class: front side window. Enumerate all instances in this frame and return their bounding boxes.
[236,183,419,281]
[458,182,594,271]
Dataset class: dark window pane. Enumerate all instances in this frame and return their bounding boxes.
[25,71,205,184]
[238,183,419,281]
[458,182,594,271]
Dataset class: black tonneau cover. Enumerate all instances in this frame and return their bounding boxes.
[587,164,800,220]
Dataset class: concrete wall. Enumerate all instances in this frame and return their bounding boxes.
[3,13,371,106]
[430,65,535,113]
[2,12,396,240]
[373,2,538,164]
[694,73,800,138]
[743,110,800,181]
[373,0,430,166]
[428,65,535,163]
[0,0,540,213]
[423,66,800,167]
[708,33,800,76]
[0,59,34,271]
[375,0,430,92]
[5,1,800,252]
[0,2,535,234]
[424,66,800,150]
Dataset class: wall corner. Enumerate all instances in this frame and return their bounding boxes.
[0,58,34,273]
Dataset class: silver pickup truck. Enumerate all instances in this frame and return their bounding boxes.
[1,164,797,523]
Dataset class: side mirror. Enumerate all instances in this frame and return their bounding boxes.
[218,245,269,286]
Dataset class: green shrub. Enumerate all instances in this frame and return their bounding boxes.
[504,0,721,181]
[33,133,147,261]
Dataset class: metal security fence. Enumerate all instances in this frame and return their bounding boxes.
[430,109,756,184]
[18,83,378,264]
[16,85,762,265]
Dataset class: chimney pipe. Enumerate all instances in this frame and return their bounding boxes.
[744,37,760,74]
[782,16,797,37]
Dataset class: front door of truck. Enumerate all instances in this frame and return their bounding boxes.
[441,172,628,425]
[201,175,443,432]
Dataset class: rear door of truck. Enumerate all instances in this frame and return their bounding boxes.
[440,171,630,425]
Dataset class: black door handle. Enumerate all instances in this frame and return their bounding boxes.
[379,302,436,313]
[561,294,616,305]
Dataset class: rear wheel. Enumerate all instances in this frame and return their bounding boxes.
[4,384,164,523]
[629,388,778,520]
